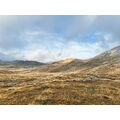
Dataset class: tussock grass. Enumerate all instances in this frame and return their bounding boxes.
[0,67,120,105]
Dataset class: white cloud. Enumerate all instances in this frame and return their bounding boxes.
[0,16,119,62]
[10,40,107,63]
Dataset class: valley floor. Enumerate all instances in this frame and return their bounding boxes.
[0,67,120,105]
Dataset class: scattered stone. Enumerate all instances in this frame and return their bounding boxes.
[114,80,120,82]
[41,79,46,82]
[83,76,96,81]
[102,78,111,81]
[103,96,110,99]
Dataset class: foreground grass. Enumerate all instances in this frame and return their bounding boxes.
[0,67,120,105]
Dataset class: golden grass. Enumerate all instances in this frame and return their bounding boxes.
[0,67,120,105]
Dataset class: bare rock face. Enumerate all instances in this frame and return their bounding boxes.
[95,46,120,59]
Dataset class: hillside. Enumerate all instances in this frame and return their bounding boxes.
[0,60,45,68]
[0,46,120,104]
[37,46,120,73]
[52,58,80,64]
[95,46,120,58]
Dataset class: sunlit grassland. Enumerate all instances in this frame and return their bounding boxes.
[0,67,120,105]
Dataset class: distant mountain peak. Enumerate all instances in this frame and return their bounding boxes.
[0,60,45,68]
[95,45,120,59]
[111,45,120,50]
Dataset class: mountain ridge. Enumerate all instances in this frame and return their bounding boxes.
[36,45,120,72]
[0,60,45,68]
[0,45,120,69]
[95,45,120,59]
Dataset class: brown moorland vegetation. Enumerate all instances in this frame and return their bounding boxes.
[0,62,120,105]
[0,46,120,105]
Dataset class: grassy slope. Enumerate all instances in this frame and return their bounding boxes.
[0,55,120,104]
[0,61,120,105]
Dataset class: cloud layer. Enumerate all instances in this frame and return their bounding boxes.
[0,15,120,62]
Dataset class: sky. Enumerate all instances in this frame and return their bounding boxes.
[0,15,120,62]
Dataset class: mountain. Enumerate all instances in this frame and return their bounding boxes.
[0,60,45,68]
[51,58,80,64]
[37,45,120,73]
[1,46,120,105]
[95,46,120,59]
[0,45,120,70]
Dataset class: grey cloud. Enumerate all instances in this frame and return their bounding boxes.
[0,52,14,61]
[0,15,120,61]
[0,16,44,50]
[64,15,97,40]
[96,16,120,35]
